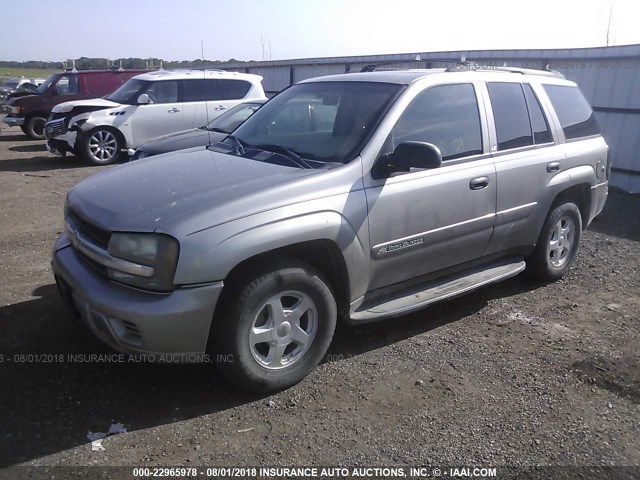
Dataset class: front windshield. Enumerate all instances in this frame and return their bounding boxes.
[230,81,402,164]
[106,79,149,105]
[36,73,60,94]
[208,102,264,133]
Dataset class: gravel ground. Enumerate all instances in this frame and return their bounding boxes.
[0,125,639,469]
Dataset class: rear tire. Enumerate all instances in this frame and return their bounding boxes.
[24,116,46,140]
[527,202,582,281]
[79,127,123,165]
[212,259,337,392]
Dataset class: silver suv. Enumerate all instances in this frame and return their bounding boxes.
[52,67,609,392]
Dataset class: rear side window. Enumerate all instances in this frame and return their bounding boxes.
[488,82,532,151]
[390,83,483,161]
[181,79,251,101]
[543,85,600,140]
[181,79,211,102]
[522,84,552,144]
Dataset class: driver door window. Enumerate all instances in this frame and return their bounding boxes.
[145,81,178,103]
[54,76,80,95]
[387,83,483,165]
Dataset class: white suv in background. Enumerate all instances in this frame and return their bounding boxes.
[44,70,266,165]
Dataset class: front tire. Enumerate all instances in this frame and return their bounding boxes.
[24,115,46,140]
[212,259,337,392]
[79,127,123,165]
[527,202,582,281]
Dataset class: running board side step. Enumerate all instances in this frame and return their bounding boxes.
[350,258,526,323]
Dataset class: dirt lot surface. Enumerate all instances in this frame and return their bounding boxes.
[0,125,639,470]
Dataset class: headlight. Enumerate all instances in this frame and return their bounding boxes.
[10,106,21,114]
[107,233,179,292]
[71,119,87,131]
[57,103,74,113]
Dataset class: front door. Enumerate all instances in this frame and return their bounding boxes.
[130,80,189,146]
[364,83,496,290]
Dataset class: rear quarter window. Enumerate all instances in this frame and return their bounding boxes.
[543,85,600,140]
[216,79,251,100]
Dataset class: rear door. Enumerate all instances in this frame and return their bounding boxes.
[364,82,496,290]
[205,79,252,121]
[482,81,565,254]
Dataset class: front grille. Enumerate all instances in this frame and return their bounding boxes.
[122,320,142,339]
[67,209,112,250]
[44,119,67,139]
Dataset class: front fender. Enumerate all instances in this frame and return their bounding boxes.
[173,201,370,302]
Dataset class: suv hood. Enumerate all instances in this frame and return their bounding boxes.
[52,98,121,113]
[67,148,320,234]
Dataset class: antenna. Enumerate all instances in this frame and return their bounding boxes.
[200,42,212,148]
[606,3,614,46]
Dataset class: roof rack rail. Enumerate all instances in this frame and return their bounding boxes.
[359,58,565,79]
[445,58,565,79]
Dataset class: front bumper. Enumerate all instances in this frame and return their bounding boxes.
[46,130,77,156]
[52,234,223,357]
[588,181,608,225]
[47,138,74,156]
[3,115,25,127]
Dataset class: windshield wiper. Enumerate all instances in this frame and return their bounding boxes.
[255,144,314,169]
[222,134,246,155]
[208,127,230,133]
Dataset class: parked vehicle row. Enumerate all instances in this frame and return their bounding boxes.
[51,66,609,392]
[44,69,266,164]
[3,69,149,139]
[0,77,46,113]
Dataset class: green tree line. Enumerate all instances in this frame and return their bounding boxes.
[0,57,246,70]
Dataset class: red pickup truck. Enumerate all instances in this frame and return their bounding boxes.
[3,69,149,139]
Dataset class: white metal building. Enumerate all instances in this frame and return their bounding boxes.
[217,45,640,192]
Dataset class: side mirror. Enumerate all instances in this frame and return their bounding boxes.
[372,141,442,179]
[137,93,151,105]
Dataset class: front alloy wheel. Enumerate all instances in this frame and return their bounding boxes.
[212,259,337,392]
[249,290,318,370]
[82,128,122,165]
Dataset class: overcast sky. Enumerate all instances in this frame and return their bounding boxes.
[2,0,639,63]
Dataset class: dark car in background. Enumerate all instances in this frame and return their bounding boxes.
[3,69,149,139]
[131,99,266,160]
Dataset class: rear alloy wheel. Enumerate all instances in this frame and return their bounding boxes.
[81,128,122,165]
[527,202,582,281]
[24,116,46,140]
[213,259,337,392]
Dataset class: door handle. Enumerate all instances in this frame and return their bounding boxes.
[547,161,560,173]
[214,105,227,111]
[167,108,181,113]
[469,176,489,190]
